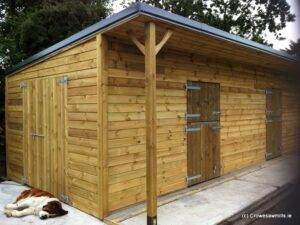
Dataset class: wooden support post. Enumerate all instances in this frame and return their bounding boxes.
[128,23,172,225]
[96,33,108,219]
[145,22,157,225]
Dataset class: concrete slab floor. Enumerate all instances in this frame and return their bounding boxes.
[0,181,105,225]
[119,154,299,225]
[0,154,298,225]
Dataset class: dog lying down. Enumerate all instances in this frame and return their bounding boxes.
[4,188,68,219]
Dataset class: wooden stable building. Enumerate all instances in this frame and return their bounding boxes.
[5,2,300,222]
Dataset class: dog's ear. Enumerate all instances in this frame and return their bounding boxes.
[59,209,68,216]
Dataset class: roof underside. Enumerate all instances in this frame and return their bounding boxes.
[6,2,299,76]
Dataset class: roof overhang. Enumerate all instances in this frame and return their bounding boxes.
[6,2,299,76]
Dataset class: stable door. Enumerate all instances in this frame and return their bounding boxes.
[186,81,221,186]
[266,88,282,160]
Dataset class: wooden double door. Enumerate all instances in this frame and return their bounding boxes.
[23,76,68,199]
[186,81,221,186]
[266,89,282,160]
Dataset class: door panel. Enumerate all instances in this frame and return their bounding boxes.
[187,81,220,186]
[187,122,204,185]
[23,77,67,198]
[203,124,220,180]
[187,81,220,122]
[266,89,282,160]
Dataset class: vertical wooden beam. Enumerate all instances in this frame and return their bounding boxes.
[145,22,157,225]
[22,79,28,184]
[96,33,108,219]
[5,78,9,179]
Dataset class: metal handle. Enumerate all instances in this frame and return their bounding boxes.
[31,133,45,139]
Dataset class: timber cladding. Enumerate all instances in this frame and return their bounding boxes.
[6,37,100,217]
[5,35,300,218]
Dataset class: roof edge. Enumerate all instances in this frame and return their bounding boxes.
[138,2,299,62]
[6,2,299,76]
[5,3,141,75]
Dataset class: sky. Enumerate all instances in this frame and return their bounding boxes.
[112,0,300,51]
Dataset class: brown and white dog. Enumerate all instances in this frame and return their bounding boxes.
[4,188,68,219]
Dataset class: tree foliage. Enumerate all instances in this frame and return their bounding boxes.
[0,0,112,159]
[285,39,300,57]
[124,0,295,46]
[0,0,112,69]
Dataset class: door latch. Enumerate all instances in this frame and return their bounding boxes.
[212,111,221,116]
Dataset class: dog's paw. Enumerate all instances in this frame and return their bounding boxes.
[5,204,15,210]
[4,210,12,217]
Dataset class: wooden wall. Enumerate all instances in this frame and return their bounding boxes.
[282,91,300,153]
[5,34,300,216]
[5,80,24,182]
[106,38,300,211]
[6,37,101,217]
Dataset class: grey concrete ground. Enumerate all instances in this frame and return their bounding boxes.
[120,154,299,225]
[0,181,104,225]
[0,154,298,225]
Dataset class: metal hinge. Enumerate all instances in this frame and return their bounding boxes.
[185,84,201,91]
[186,174,202,185]
[265,119,273,123]
[185,124,201,133]
[21,176,28,185]
[185,113,201,120]
[265,89,273,95]
[211,124,222,131]
[58,76,68,85]
[266,109,273,115]
[60,194,70,204]
[265,152,273,159]
[19,82,27,89]
[213,165,217,174]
